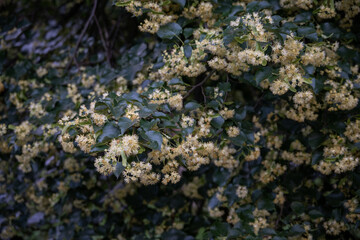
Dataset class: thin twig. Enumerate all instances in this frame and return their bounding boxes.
[66,0,98,70]
[110,16,122,50]
[184,70,216,99]
[275,204,284,228]
[201,86,206,103]
[254,92,265,110]
[224,74,230,102]
[94,15,111,66]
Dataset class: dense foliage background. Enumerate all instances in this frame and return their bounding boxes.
[1,0,360,239]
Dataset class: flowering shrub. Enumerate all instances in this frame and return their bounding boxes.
[1,0,360,239]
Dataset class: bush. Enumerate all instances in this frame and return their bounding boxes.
[1,0,360,239]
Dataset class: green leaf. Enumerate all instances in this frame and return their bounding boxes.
[114,162,125,179]
[144,130,163,150]
[140,119,158,131]
[297,26,318,41]
[97,122,120,143]
[303,65,315,75]
[196,228,206,240]
[117,117,133,135]
[311,150,323,165]
[185,102,200,111]
[230,132,247,146]
[308,209,323,219]
[153,111,167,118]
[139,106,154,118]
[291,202,304,214]
[307,132,325,150]
[260,228,277,236]
[168,78,184,85]
[112,103,127,119]
[289,224,305,235]
[255,66,272,84]
[184,45,192,59]
[210,222,229,237]
[122,92,143,102]
[310,77,324,94]
[247,1,272,12]
[157,22,182,39]
[322,22,342,40]
[211,116,225,129]
[171,0,186,8]
[90,144,108,153]
[289,85,297,92]
[183,28,194,38]
[294,12,311,23]
[218,82,231,92]
[207,100,220,110]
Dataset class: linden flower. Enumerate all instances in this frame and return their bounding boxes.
[344,120,360,143]
[94,157,115,176]
[92,113,107,126]
[270,80,289,95]
[121,134,140,156]
[236,185,248,199]
[323,220,347,235]
[181,115,195,128]
[168,94,183,111]
[219,108,235,119]
[0,124,6,136]
[36,67,48,78]
[125,104,140,121]
[29,102,45,118]
[227,126,240,138]
[75,135,95,153]
[15,121,33,141]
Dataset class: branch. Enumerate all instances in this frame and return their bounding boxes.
[66,0,98,70]
[224,74,230,102]
[94,15,112,67]
[183,70,216,99]
[275,204,284,228]
[201,86,206,103]
[110,16,122,50]
[254,92,265,110]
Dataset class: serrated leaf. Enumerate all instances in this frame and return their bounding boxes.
[90,144,108,153]
[218,82,231,92]
[260,228,277,235]
[97,122,120,143]
[185,102,200,111]
[184,45,192,59]
[291,202,304,214]
[255,66,272,84]
[144,130,163,150]
[308,132,325,150]
[308,209,323,219]
[211,116,225,129]
[122,92,143,102]
[183,28,194,38]
[168,78,184,85]
[157,22,182,39]
[171,0,186,7]
[290,224,305,235]
[139,106,154,118]
[140,119,158,131]
[118,117,133,135]
[310,77,324,94]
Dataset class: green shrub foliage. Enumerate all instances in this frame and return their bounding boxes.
[1,0,360,239]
